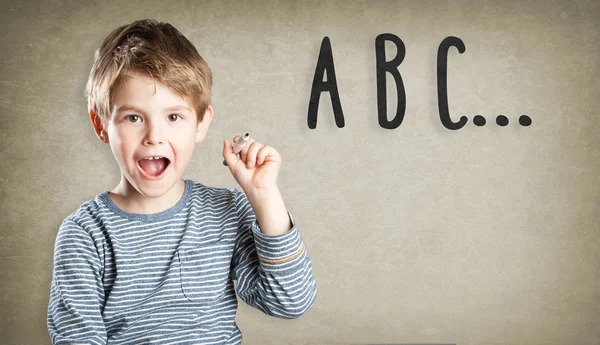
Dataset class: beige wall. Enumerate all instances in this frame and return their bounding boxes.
[1,0,598,344]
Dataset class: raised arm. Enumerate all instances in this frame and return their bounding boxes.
[229,189,316,319]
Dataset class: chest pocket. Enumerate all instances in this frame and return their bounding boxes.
[177,245,232,305]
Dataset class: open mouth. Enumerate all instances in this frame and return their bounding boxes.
[137,156,171,179]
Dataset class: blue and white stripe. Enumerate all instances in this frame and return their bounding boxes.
[47,179,317,344]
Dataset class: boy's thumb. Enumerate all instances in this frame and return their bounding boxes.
[222,139,237,167]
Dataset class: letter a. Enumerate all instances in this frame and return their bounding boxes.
[308,37,345,129]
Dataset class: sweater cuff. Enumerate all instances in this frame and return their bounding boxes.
[251,212,305,269]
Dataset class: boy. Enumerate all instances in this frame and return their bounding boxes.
[47,19,316,344]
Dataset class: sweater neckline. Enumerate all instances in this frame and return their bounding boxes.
[98,179,192,222]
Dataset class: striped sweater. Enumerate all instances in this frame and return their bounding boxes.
[47,179,317,344]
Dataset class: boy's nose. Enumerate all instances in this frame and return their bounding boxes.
[144,124,165,145]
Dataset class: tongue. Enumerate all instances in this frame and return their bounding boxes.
[139,158,168,176]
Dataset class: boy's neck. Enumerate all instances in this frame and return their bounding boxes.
[108,178,186,215]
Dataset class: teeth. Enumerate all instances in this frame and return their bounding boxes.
[143,156,163,160]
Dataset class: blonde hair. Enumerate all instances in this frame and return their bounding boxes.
[85,19,213,126]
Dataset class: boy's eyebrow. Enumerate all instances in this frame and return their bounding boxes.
[164,105,193,112]
[115,105,193,113]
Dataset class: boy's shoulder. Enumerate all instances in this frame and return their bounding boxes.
[62,179,242,227]
[189,179,241,199]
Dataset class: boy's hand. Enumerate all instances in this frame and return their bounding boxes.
[222,136,281,193]
[223,135,292,236]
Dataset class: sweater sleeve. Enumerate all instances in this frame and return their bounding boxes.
[47,218,107,345]
[230,188,317,319]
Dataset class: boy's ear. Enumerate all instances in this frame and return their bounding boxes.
[195,105,213,143]
[89,110,109,144]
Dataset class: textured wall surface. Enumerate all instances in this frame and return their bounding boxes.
[1,0,598,344]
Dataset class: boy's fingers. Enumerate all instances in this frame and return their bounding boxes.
[238,138,255,162]
[245,142,263,168]
[257,145,270,165]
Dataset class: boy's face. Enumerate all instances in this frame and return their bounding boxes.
[91,71,212,198]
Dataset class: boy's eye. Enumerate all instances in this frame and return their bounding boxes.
[125,115,140,122]
[124,114,182,122]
